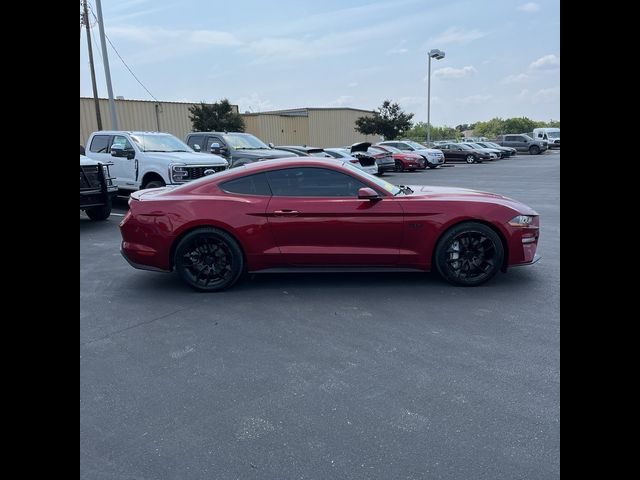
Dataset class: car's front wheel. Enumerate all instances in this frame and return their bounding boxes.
[85,200,111,221]
[143,179,165,189]
[529,145,540,155]
[434,222,504,286]
[395,160,404,172]
[174,227,245,292]
[466,155,476,164]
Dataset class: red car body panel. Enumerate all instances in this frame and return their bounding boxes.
[374,145,426,169]
[120,159,539,274]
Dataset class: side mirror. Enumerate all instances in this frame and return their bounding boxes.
[268,142,275,149]
[110,144,126,157]
[358,187,381,200]
[210,142,221,154]
[192,144,201,152]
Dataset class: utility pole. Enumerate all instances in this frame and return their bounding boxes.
[82,0,102,130]
[94,0,118,129]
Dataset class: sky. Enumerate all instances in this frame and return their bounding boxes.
[80,0,560,126]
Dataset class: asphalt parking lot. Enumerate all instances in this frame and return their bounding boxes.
[80,150,560,479]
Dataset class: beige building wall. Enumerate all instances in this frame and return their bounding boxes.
[80,98,238,146]
[241,108,380,147]
[308,109,381,147]
[242,114,310,145]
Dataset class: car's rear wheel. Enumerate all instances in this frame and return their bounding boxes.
[529,145,540,155]
[434,222,504,287]
[85,201,111,221]
[395,160,404,172]
[466,155,476,164]
[174,228,244,292]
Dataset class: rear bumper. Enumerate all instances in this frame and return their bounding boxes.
[120,246,170,273]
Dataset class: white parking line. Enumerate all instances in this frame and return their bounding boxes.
[111,213,126,217]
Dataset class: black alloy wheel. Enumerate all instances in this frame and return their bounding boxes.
[174,228,244,291]
[434,222,504,286]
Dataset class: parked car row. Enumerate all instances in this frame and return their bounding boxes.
[81,128,545,220]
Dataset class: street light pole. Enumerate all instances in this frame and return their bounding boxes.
[427,49,445,146]
[427,55,432,145]
[94,0,118,129]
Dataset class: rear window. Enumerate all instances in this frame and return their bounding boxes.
[90,135,110,153]
[220,173,271,196]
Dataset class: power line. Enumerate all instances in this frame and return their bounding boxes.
[87,2,159,103]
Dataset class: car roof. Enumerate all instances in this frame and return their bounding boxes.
[92,131,176,136]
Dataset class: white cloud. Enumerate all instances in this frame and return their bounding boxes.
[328,95,355,107]
[532,86,560,104]
[235,93,275,113]
[347,82,359,88]
[502,73,529,84]
[108,26,241,46]
[387,39,409,55]
[518,2,540,13]
[429,27,487,45]
[517,89,530,100]
[529,54,560,70]
[456,94,492,105]
[434,66,477,79]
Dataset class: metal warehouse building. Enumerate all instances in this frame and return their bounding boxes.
[240,108,380,147]
[81,99,380,148]
[80,97,239,145]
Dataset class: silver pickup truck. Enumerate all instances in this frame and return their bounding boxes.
[494,134,548,155]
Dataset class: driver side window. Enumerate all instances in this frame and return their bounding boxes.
[110,135,134,153]
[266,167,367,197]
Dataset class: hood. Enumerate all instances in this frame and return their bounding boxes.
[144,151,228,166]
[234,149,297,159]
[350,142,372,153]
[404,185,538,214]
[414,147,443,154]
[80,154,101,166]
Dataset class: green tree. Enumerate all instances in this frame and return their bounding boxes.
[546,120,560,128]
[355,100,414,140]
[473,118,505,138]
[405,122,460,142]
[189,99,245,132]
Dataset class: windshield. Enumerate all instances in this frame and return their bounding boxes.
[456,144,474,150]
[376,145,402,153]
[222,133,269,150]
[405,141,427,150]
[341,162,401,196]
[485,142,501,148]
[547,131,560,138]
[130,134,193,153]
[465,144,482,149]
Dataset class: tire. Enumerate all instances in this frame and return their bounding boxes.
[428,163,438,169]
[85,201,111,221]
[143,179,165,189]
[465,155,476,164]
[528,145,540,155]
[395,160,404,172]
[434,222,504,287]
[174,227,245,292]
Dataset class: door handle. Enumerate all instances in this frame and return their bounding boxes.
[273,209,300,216]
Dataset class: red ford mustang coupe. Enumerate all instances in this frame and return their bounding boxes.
[120,159,540,291]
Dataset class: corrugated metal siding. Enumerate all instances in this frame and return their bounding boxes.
[80,98,238,146]
[308,109,381,148]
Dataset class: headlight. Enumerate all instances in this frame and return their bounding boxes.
[170,164,188,183]
[508,215,534,227]
[102,165,113,186]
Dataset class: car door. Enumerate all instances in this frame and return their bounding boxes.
[265,167,403,266]
[108,135,137,188]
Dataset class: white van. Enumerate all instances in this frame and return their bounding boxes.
[533,128,560,148]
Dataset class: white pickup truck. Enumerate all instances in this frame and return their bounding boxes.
[84,131,229,192]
